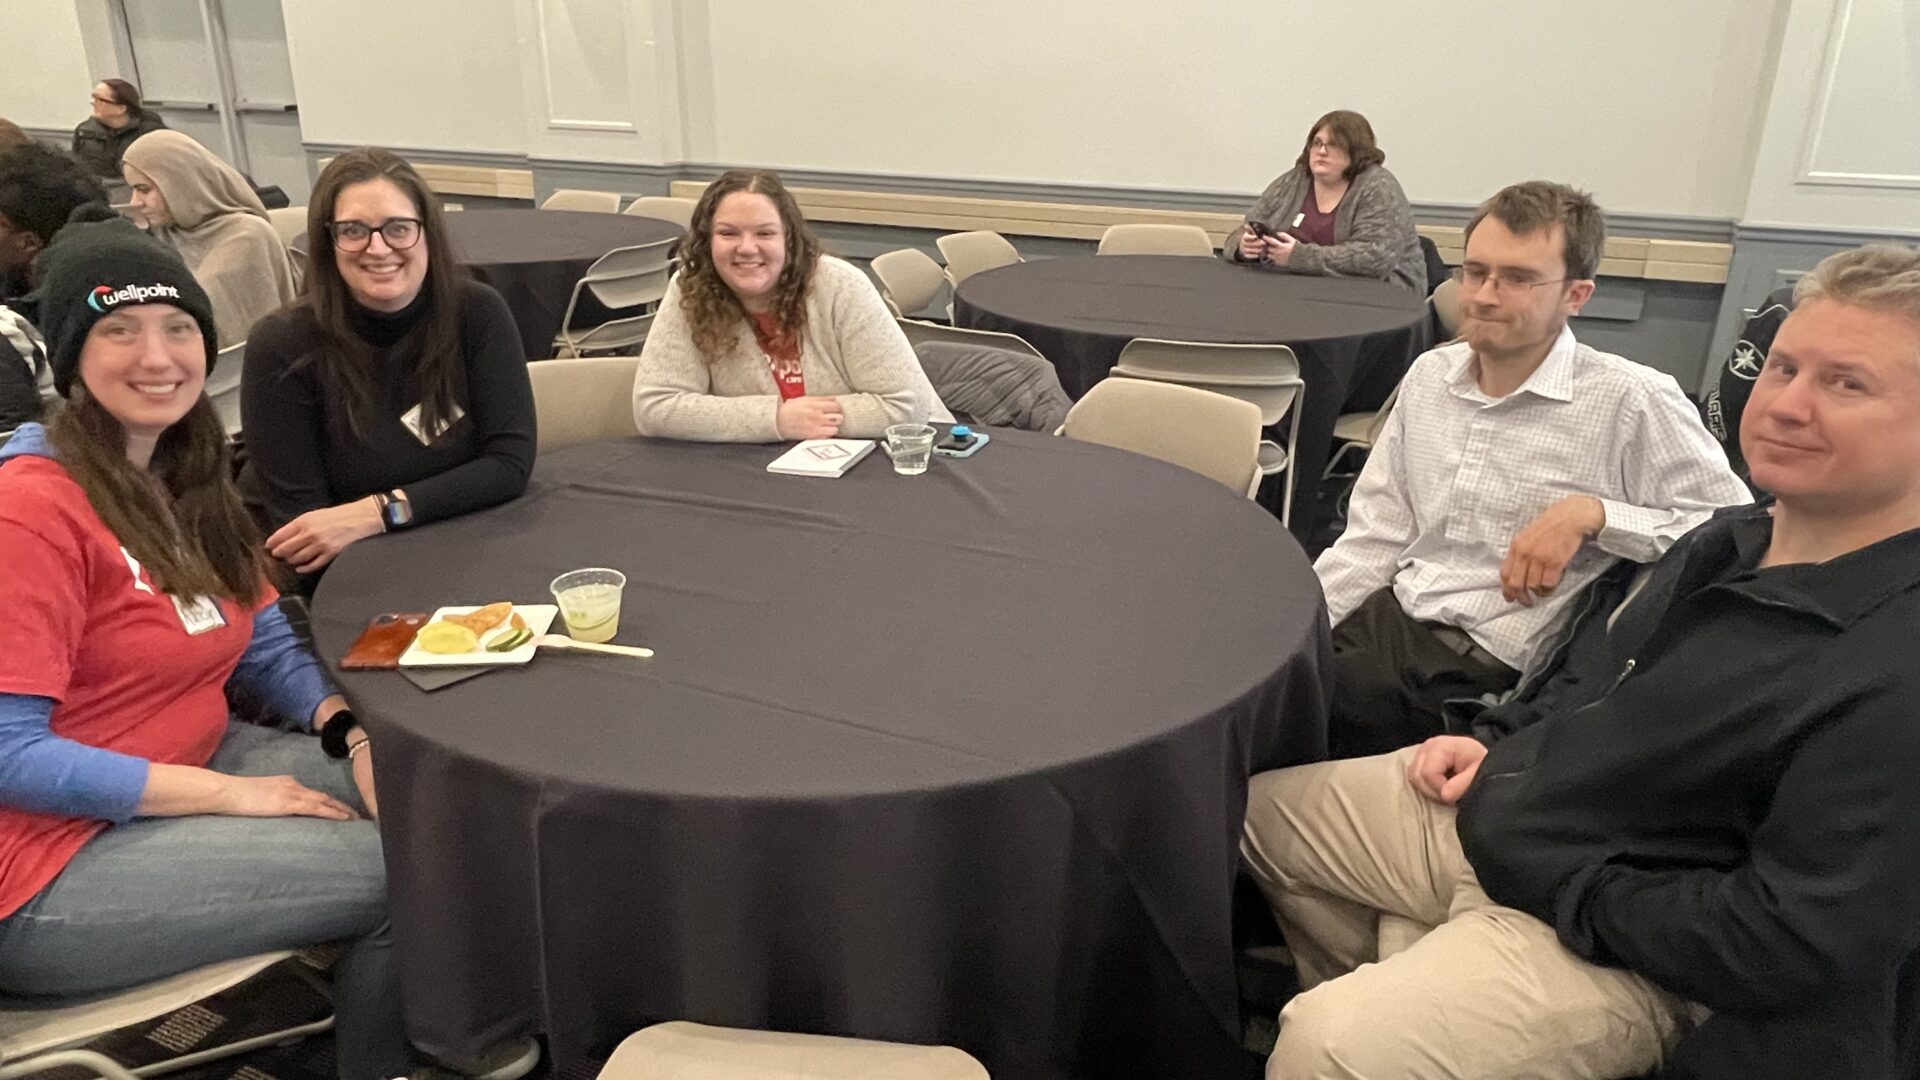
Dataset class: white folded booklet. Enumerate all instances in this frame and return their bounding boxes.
[766,438,878,477]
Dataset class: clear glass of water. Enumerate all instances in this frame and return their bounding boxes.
[885,423,936,475]
[549,567,626,644]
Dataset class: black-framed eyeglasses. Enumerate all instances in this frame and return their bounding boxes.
[328,217,423,252]
[90,94,121,108]
[1451,265,1571,295]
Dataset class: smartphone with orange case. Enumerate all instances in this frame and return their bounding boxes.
[340,612,429,670]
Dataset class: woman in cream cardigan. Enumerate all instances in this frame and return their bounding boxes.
[632,169,946,442]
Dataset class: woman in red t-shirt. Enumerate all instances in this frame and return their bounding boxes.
[0,212,409,1080]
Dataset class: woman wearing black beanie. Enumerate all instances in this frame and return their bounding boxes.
[0,207,410,1080]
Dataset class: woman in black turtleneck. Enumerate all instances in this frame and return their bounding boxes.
[239,148,535,585]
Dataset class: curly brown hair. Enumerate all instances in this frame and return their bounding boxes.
[676,170,822,362]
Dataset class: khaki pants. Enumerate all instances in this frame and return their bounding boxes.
[1240,749,1693,1080]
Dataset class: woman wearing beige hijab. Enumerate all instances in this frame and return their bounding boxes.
[122,130,299,345]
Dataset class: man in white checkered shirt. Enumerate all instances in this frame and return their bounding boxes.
[1315,181,1750,758]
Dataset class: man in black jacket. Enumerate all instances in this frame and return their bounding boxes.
[1241,243,1920,1080]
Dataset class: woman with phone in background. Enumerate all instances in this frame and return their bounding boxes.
[631,168,948,442]
[0,210,409,1080]
[1223,109,1426,294]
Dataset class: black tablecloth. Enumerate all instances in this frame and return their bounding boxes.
[448,209,681,359]
[295,208,683,359]
[953,256,1427,538]
[311,431,1331,1080]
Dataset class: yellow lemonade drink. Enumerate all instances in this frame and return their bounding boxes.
[557,585,621,643]
[549,568,627,644]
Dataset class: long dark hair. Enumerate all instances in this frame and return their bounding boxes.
[676,170,823,362]
[49,387,269,604]
[298,147,465,439]
[99,78,144,116]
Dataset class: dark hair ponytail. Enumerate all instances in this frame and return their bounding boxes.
[100,78,144,115]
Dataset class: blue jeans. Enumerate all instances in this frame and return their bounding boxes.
[0,722,411,1080]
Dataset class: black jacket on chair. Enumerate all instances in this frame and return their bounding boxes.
[1455,504,1920,1080]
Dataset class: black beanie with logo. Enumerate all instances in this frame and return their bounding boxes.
[30,205,218,398]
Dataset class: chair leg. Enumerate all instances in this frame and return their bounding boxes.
[1281,399,1303,529]
[1,1048,142,1080]
[134,1015,334,1078]
[1322,440,1363,481]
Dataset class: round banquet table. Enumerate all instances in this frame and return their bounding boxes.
[953,255,1428,538]
[294,208,682,360]
[310,430,1331,1080]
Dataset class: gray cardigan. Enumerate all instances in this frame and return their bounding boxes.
[1222,164,1426,294]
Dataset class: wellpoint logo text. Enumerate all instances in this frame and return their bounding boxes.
[86,282,181,313]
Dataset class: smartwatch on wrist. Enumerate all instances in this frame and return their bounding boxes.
[382,488,414,530]
[320,708,361,759]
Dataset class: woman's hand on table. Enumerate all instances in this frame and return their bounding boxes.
[1237,230,1268,261]
[776,395,844,440]
[267,498,386,573]
[1261,233,1298,266]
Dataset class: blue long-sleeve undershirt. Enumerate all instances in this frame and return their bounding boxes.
[0,604,337,823]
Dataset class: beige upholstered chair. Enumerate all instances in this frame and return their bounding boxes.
[1061,378,1263,497]
[596,1021,990,1080]
[1110,337,1304,523]
[623,196,698,229]
[529,355,643,453]
[896,318,1045,362]
[0,953,331,1080]
[553,237,677,357]
[541,189,621,213]
[1095,224,1213,257]
[205,340,247,438]
[266,206,306,246]
[871,249,947,319]
[935,230,1021,288]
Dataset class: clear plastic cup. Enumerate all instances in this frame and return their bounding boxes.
[885,423,937,475]
[549,568,626,644]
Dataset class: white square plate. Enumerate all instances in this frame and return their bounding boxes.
[397,604,559,667]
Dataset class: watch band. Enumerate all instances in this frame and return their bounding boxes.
[319,709,360,759]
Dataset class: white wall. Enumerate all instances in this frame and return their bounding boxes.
[27,0,1919,235]
[681,0,1783,216]
[0,3,97,130]
[507,0,686,164]
[281,0,529,154]
[1740,0,1920,232]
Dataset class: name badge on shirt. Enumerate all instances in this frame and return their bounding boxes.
[398,402,465,446]
[172,594,228,636]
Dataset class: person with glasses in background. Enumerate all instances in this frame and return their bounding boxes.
[70,78,167,181]
[1222,110,1426,295]
[238,148,535,591]
[1311,181,1749,759]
